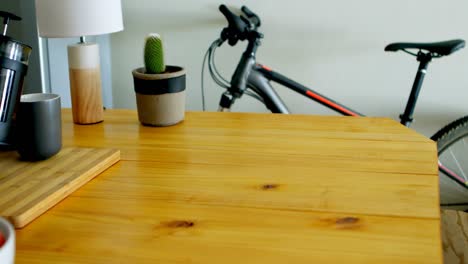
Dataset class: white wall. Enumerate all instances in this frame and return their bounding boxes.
[111,0,468,136]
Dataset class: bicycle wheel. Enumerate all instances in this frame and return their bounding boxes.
[431,116,468,209]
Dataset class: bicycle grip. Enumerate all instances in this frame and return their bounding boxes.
[240,6,254,17]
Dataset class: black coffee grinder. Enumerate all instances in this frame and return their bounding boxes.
[0,11,32,146]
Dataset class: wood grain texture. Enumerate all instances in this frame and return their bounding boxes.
[441,210,468,264]
[69,68,103,124]
[0,147,120,228]
[15,110,441,263]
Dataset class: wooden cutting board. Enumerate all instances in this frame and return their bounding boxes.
[0,147,120,228]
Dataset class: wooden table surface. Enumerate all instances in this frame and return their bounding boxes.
[15,109,441,263]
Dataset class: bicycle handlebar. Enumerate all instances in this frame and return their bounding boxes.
[219,5,262,45]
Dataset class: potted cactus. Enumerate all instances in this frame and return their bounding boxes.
[132,33,186,126]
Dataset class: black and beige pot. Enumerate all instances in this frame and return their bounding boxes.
[132,66,186,126]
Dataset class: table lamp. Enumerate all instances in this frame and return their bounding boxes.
[35,0,123,124]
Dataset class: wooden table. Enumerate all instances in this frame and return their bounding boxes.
[15,109,441,263]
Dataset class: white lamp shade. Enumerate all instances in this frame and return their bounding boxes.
[35,0,124,38]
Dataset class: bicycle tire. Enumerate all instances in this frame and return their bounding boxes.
[431,115,468,208]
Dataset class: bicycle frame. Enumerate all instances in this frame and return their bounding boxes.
[248,64,363,116]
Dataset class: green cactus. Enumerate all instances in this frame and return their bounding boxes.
[144,33,166,74]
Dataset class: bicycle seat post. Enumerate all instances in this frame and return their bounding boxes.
[400,52,432,127]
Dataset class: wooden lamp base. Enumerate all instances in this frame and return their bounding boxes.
[67,43,103,125]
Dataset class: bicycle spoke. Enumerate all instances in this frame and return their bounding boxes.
[449,146,468,181]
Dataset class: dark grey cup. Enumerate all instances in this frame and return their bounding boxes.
[16,93,62,161]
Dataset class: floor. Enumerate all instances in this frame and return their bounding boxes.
[441,210,468,263]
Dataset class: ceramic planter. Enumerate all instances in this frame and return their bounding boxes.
[132,66,186,126]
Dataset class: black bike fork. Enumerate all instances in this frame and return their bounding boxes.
[400,52,433,127]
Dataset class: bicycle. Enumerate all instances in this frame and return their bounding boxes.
[202,4,468,209]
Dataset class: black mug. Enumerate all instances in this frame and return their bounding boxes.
[16,93,61,161]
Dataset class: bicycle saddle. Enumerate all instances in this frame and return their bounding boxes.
[385,39,465,56]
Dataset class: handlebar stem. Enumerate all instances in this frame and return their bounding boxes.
[228,32,262,98]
